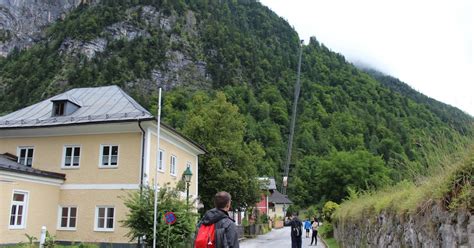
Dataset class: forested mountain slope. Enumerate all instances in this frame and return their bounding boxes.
[0,0,472,208]
[365,69,472,135]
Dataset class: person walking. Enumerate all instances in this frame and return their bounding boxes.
[304,219,311,238]
[195,191,239,248]
[310,217,319,246]
[284,213,303,248]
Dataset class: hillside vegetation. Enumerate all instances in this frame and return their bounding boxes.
[365,69,472,136]
[335,146,473,221]
[0,0,472,209]
[333,146,473,247]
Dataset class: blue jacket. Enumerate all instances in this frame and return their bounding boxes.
[304,220,312,230]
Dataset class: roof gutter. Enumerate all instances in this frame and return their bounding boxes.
[0,166,66,180]
[0,117,155,130]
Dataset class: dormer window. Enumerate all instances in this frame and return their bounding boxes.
[54,101,66,116]
[51,99,80,117]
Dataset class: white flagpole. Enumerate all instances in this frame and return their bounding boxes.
[153,88,162,248]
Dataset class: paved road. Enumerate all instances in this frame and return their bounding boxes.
[240,227,325,248]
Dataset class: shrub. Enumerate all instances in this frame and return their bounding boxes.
[318,222,334,238]
[322,201,339,222]
[17,234,37,248]
[444,155,474,211]
[44,231,56,248]
[78,243,100,248]
[259,213,269,224]
[121,185,198,248]
[242,218,249,227]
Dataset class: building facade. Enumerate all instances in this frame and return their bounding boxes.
[255,178,292,220]
[0,86,205,245]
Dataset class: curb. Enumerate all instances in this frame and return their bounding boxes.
[319,235,328,248]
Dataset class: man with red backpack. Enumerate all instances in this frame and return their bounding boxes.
[195,192,239,248]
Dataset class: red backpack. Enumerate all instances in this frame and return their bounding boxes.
[194,224,216,248]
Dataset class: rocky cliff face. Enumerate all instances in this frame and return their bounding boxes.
[0,1,210,93]
[0,0,86,56]
[334,203,473,248]
[98,6,210,92]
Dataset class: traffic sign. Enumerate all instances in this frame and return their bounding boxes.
[164,211,177,225]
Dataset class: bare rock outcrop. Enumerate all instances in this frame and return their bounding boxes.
[0,0,93,56]
[58,21,150,59]
[105,21,150,41]
[151,50,209,89]
[59,37,106,59]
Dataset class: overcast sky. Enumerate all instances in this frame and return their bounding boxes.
[260,0,474,116]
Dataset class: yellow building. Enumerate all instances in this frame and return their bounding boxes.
[0,86,205,245]
[268,190,292,219]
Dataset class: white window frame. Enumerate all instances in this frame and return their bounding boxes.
[99,144,119,168]
[8,190,29,229]
[61,145,81,169]
[157,149,165,172]
[17,146,34,167]
[57,206,78,231]
[94,206,115,232]
[170,155,177,177]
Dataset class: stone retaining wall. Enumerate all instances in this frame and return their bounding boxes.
[334,203,473,247]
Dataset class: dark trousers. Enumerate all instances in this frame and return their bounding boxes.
[291,236,302,248]
[311,230,318,245]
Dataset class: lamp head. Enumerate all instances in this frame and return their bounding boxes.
[183,166,193,183]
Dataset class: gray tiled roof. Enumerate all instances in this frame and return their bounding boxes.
[0,154,66,180]
[0,85,153,128]
[268,190,293,204]
[258,177,277,190]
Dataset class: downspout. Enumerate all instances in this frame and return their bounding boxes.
[138,120,146,192]
[266,194,269,217]
[138,119,146,248]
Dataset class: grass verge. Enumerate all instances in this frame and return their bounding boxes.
[321,237,340,248]
[334,146,473,222]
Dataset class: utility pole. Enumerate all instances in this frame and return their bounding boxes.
[282,40,304,195]
[153,88,162,248]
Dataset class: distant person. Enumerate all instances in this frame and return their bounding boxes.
[304,218,312,238]
[284,213,303,248]
[310,217,319,246]
[195,191,239,248]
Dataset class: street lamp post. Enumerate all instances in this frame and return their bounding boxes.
[183,167,193,208]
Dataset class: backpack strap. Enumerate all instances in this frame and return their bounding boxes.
[215,217,233,248]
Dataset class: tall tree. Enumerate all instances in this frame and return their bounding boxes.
[180,91,261,210]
